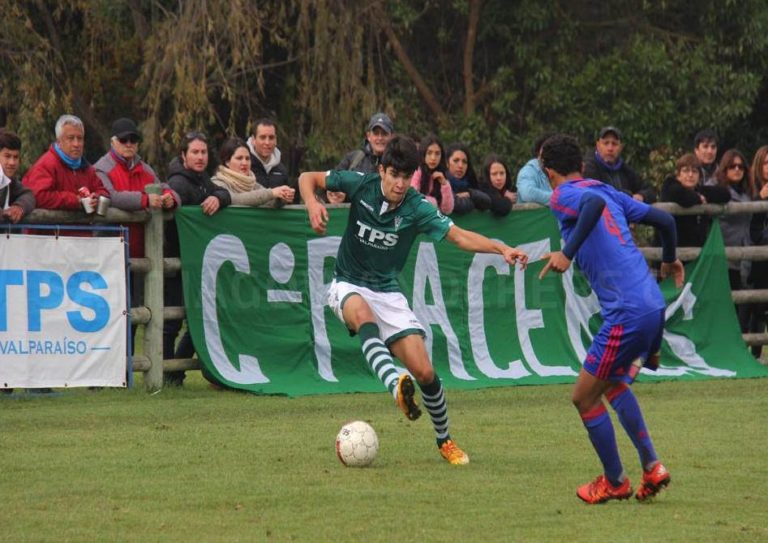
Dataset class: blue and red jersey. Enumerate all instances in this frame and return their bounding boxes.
[549,178,665,322]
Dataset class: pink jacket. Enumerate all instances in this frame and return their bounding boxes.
[410,168,454,215]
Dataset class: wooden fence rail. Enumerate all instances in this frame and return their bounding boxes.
[20,200,768,390]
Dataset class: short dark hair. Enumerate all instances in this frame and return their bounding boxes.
[0,129,22,151]
[380,134,420,175]
[219,136,249,165]
[252,118,276,136]
[532,132,556,157]
[180,131,208,155]
[540,134,582,176]
[694,129,718,148]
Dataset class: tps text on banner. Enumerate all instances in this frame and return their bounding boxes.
[175,207,768,396]
[0,234,128,388]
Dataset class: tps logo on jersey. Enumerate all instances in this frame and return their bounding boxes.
[355,220,398,248]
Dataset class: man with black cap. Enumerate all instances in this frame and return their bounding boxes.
[583,126,656,203]
[94,118,178,237]
[94,118,179,351]
[336,112,394,174]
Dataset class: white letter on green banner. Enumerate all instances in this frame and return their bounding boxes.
[411,242,473,380]
[202,234,269,384]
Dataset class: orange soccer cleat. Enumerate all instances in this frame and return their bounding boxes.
[438,439,470,465]
[395,373,421,421]
[577,475,633,504]
[636,462,671,501]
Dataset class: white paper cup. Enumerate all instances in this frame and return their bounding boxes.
[81,196,96,214]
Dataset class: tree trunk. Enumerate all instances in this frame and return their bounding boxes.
[376,10,446,122]
[463,0,483,116]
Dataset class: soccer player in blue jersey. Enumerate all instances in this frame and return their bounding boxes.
[299,135,528,464]
[538,134,684,503]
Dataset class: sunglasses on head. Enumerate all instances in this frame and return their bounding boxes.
[117,134,140,144]
[184,131,208,142]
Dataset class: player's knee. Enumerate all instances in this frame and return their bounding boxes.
[571,393,592,413]
[411,365,434,385]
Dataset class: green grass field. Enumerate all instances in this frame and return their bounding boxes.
[2,376,767,542]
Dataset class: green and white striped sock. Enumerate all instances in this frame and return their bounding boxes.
[421,376,450,442]
[358,322,400,399]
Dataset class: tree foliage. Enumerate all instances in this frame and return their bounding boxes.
[1,0,767,183]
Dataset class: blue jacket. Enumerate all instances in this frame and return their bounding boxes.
[516,158,551,205]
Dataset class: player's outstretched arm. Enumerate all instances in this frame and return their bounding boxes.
[445,225,528,268]
[298,171,330,235]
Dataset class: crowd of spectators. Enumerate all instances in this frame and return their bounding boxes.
[2,112,767,391]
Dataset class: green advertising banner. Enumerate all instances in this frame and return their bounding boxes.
[175,207,768,396]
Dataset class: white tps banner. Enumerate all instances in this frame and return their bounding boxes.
[0,234,127,388]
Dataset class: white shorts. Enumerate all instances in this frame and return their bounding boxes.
[327,280,425,345]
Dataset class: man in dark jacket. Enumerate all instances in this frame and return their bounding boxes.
[247,118,297,203]
[336,112,394,174]
[693,128,718,186]
[583,126,657,203]
[163,132,230,386]
[0,130,34,223]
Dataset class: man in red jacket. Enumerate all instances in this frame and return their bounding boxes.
[94,117,178,258]
[23,114,109,214]
[93,118,179,356]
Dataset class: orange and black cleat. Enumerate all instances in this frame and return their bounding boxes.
[577,475,633,504]
[636,462,671,501]
[395,373,421,421]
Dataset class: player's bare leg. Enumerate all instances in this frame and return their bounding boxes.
[390,336,469,465]
[342,295,420,420]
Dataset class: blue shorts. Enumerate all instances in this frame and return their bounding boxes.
[583,309,665,384]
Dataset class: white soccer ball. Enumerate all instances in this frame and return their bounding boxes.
[335,420,379,467]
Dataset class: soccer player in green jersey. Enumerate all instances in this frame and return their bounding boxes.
[299,135,528,464]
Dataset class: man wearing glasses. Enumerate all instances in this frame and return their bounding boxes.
[95,117,178,235]
[95,119,180,356]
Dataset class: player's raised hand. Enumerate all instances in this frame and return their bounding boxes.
[538,251,572,279]
[659,258,685,289]
[502,246,528,269]
[308,202,329,235]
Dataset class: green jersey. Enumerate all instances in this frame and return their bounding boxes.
[326,170,453,292]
